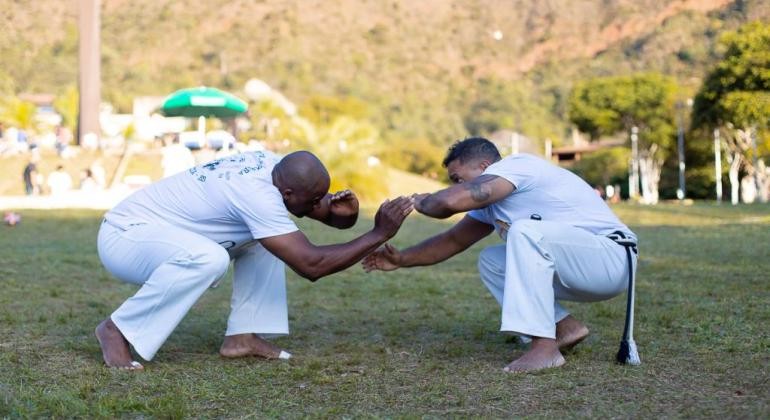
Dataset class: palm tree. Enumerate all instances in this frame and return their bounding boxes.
[0,97,38,131]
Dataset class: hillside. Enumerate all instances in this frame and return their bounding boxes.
[1,0,768,146]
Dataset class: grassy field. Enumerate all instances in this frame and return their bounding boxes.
[0,203,768,417]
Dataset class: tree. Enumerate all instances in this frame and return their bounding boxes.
[0,97,38,131]
[296,116,388,201]
[692,21,770,203]
[0,71,14,96]
[242,97,307,150]
[462,78,565,143]
[718,124,758,204]
[243,94,387,201]
[568,73,677,204]
[299,96,371,127]
[570,147,631,191]
[53,85,79,132]
[379,136,445,179]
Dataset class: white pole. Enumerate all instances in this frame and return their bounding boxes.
[544,138,552,160]
[78,0,101,145]
[511,132,520,155]
[751,126,759,194]
[676,102,686,200]
[198,116,206,148]
[630,126,639,199]
[714,129,722,203]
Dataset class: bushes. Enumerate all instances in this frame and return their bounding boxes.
[379,137,445,180]
[570,147,630,188]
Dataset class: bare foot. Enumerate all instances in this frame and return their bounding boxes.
[220,333,287,359]
[95,318,144,370]
[556,315,589,351]
[504,337,565,373]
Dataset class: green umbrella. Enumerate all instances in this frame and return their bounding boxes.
[160,86,248,118]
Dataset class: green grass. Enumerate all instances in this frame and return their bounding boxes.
[1,203,768,417]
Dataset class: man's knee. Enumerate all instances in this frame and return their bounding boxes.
[188,245,231,280]
[206,246,231,278]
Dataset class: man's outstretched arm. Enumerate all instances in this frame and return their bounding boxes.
[414,175,515,219]
[260,196,413,281]
[362,215,493,272]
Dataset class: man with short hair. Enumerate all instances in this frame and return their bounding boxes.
[363,137,637,373]
[96,150,413,370]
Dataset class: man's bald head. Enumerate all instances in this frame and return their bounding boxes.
[273,151,331,217]
[274,151,329,191]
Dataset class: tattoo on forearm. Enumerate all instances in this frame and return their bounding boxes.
[468,183,491,202]
[465,175,496,202]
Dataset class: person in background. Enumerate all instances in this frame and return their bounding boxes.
[46,165,73,196]
[80,168,99,192]
[1,125,18,156]
[54,125,75,158]
[593,185,605,199]
[161,134,196,178]
[90,159,107,189]
[22,155,40,195]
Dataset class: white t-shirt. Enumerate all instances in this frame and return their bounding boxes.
[47,171,73,196]
[105,151,298,251]
[468,154,635,241]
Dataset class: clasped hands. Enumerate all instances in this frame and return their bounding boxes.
[363,192,434,273]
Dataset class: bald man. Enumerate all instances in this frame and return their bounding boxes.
[95,150,413,369]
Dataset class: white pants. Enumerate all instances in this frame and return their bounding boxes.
[97,221,289,360]
[477,219,634,339]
